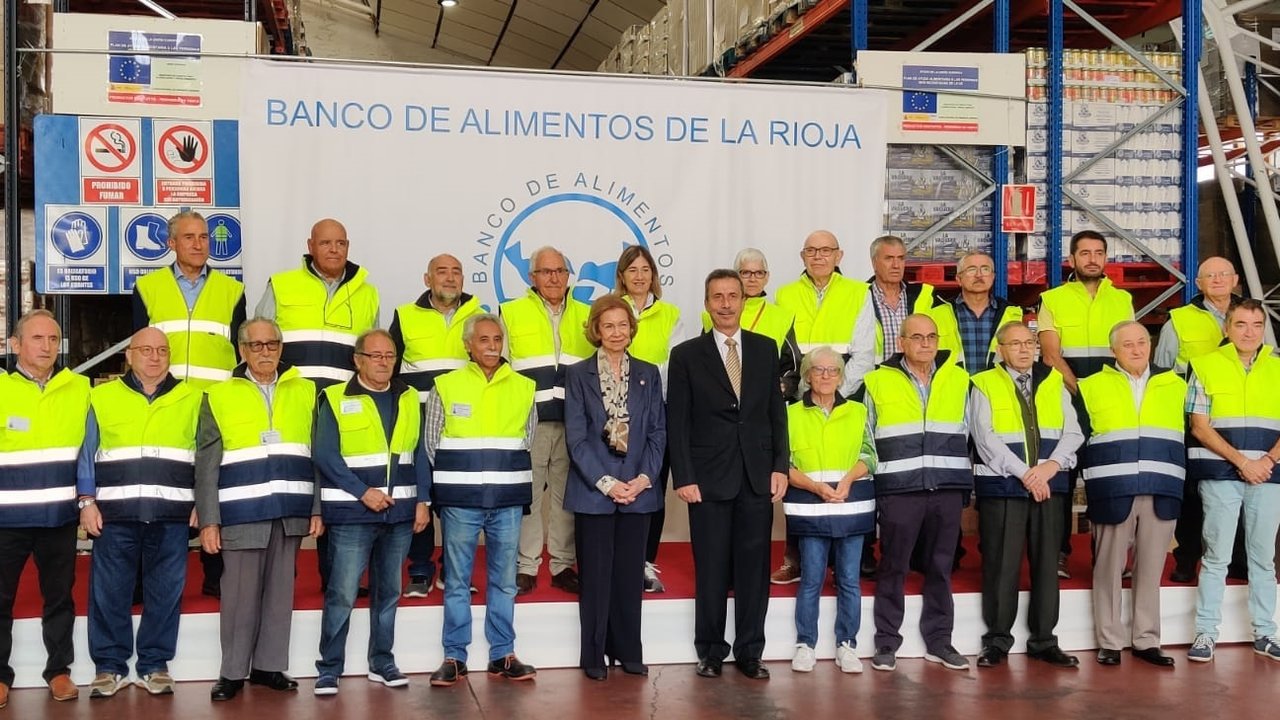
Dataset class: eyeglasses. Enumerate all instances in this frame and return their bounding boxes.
[902,333,940,344]
[738,270,768,279]
[241,340,282,352]
[357,351,398,362]
[801,246,839,258]
[532,268,570,278]
[128,345,169,357]
[1199,271,1237,281]
[809,366,841,377]
[1000,340,1039,350]
[959,265,995,277]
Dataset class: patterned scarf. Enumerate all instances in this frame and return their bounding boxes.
[599,352,631,456]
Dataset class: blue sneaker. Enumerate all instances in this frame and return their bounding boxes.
[1254,636,1280,661]
[314,674,339,696]
[1187,634,1215,663]
[369,666,409,687]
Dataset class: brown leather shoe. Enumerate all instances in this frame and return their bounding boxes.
[1,681,9,709]
[516,573,536,595]
[49,673,78,701]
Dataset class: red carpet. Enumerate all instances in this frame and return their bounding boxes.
[12,534,1236,619]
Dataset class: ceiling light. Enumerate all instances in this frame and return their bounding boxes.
[439,0,458,7]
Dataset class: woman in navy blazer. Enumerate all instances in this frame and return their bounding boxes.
[564,294,666,680]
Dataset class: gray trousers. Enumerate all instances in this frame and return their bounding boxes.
[518,420,575,575]
[219,520,303,678]
[1091,496,1175,651]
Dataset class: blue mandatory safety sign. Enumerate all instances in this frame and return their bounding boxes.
[206,213,242,261]
[124,212,172,261]
[50,211,103,260]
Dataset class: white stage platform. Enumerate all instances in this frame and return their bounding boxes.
[8,585,1274,687]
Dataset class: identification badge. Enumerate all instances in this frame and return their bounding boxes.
[340,400,363,415]
[6,416,30,432]
[451,403,472,418]
[260,430,282,445]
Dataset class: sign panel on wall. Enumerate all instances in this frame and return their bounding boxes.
[33,114,241,294]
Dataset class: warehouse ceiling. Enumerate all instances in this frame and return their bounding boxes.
[368,0,666,70]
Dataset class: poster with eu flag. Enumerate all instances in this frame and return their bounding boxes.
[107,30,203,107]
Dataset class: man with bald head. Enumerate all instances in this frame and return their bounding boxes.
[1157,257,1256,583]
[0,310,92,708]
[390,254,483,597]
[259,219,381,592]
[78,327,204,696]
[257,218,381,391]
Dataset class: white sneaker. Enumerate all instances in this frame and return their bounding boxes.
[644,562,665,593]
[836,641,863,674]
[791,644,817,672]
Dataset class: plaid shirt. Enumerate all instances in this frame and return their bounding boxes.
[872,282,909,362]
[953,297,999,374]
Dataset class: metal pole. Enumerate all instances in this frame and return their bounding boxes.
[1182,0,1202,302]
[851,0,868,72]
[911,0,995,52]
[992,0,1010,297]
[1225,0,1274,18]
[4,0,22,359]
[1048,0,1064,287]
[1244,58,1258,251]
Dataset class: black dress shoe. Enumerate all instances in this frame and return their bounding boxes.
[248,669,298,691]
[1028,647,1079,668]
[583,667,607,681]
[619,661,648,676]
[735,659,770,680]
[1132,647,1175,667]
[976,647,1006,668]
[430,658,468,687]
[210,677,243,701]
[695,658,722,678]
[1096,649,1122,666]
[1169,564,1196,584]
[551,568,581,594]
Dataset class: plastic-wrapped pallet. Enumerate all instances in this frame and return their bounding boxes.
[619,25,637,74]
[687,0,711,75]
[713,1,737,64]
[635,24,651,74]
[883,144,994,263]
[739,0,769,38]
[668,0,687,76]
[651,7,670,75]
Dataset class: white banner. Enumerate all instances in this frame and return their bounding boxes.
[239,61,887,337]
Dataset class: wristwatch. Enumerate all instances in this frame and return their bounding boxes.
[77,497,96,510]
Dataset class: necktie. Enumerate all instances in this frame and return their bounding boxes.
[724,338,742,398]
[1015,372,1040,461]
[1017,373,1032,402]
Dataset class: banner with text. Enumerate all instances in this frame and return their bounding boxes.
[239,61,888,337]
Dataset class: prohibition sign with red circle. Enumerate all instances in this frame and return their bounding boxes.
[83,123,137,174]
[157,124,209,175]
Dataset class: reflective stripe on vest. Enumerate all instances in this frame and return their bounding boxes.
[91,378,201,523]
[863,362,972,494]
[776,273,868,355]
[207,367,317,525]
[500,290,592,422]
[1187,343,1280,483]
[625,297,681,366]
[784,399,875,536]
[135,268,243,389]
[271,262,380,390]
[1169,303,1225,374]
[320,383,421,524]
[970,367,1067,498]
[1078,365,1186,503]
[0,370,90,527]
[981,306,1026,369]
[702,296,794,353]
[396,295,483,399]
[433,363,536,509]
[1039,278,1133,379]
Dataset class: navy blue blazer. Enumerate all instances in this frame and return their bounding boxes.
[563,353,667,515]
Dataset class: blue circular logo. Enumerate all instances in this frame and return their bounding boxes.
[124,212,171,261]
[206,213,243,261]
[50,211,103,261]
[493,193,647,304]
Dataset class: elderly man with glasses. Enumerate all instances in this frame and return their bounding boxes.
[951,253,1024,374]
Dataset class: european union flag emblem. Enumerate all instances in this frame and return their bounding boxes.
[903,91,937,113]
[108,56,150,84]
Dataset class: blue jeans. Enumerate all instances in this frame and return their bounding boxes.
[316,522,414,676]
[795,533,865,648]
[88,521,188,675]
[440,506,521,663]
[1195,481,1280,640]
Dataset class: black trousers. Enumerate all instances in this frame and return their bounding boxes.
[874,490,965,652]
[0,524,78,686]
[575,512,650,670]
[688,489,772,663]
[978,495,1064,654]
[644,450,670,564]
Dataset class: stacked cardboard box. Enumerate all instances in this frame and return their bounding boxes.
[668,0,686,76]
[634,24,651,75]
[651,7,670,75]
[883,145,995,262]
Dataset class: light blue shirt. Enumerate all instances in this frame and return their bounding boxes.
[173,263,210,311]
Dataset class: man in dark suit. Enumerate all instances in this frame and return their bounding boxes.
[668,269,789,680]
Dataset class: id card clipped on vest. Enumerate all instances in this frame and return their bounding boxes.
[451,403,472,418]
[260,430,282,445]
[340,399,363,415]
[6,416,30,432]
